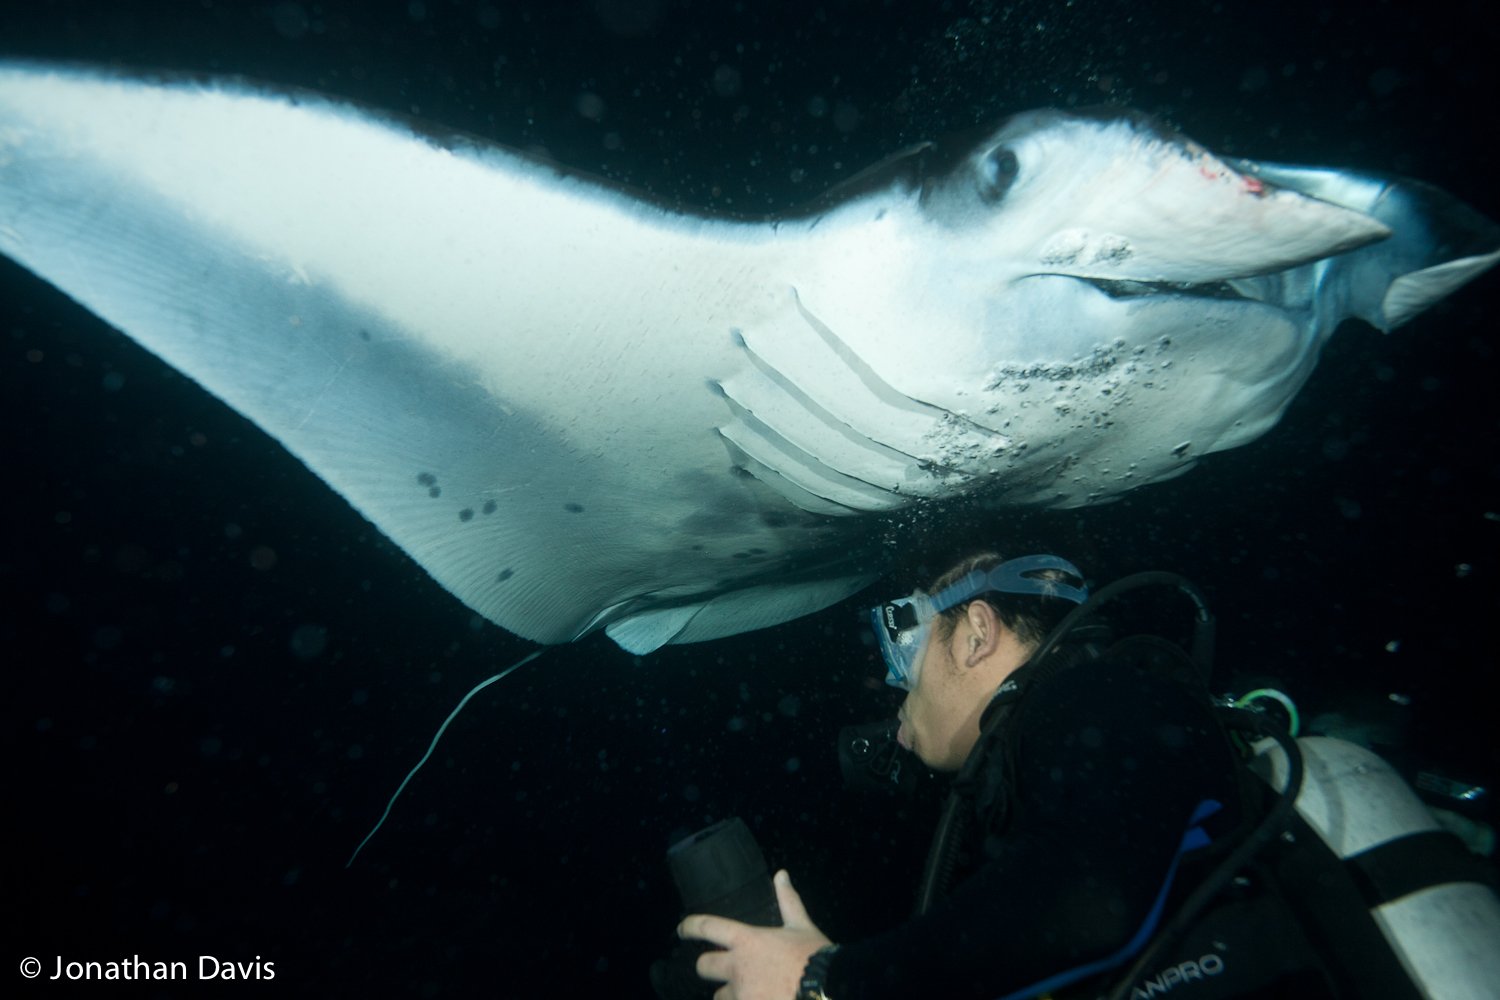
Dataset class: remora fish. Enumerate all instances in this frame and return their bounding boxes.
[1,64,1496,653]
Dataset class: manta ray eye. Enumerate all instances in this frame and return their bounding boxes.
[980,148,1020,201]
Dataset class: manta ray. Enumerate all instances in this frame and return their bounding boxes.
[2,64,1496,655]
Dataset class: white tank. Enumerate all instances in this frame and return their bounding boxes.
[1253,736,1500,1000]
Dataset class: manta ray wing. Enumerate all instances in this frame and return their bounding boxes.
[0,63,880,650]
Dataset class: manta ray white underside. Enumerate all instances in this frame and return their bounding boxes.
[1,64,1496,652]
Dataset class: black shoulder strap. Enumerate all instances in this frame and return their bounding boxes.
[914,642,1088,916]
[916,626,1159,916]
[970,633,1112,831]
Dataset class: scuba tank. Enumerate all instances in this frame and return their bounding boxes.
[1247,736,1500,1000]
[1109,732,1500,1000]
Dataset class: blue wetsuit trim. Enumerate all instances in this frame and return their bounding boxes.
[993,799,1223,1000]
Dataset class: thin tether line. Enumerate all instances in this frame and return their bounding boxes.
[346,647,548,868]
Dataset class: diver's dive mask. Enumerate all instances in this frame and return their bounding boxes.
[869,554,1090,691]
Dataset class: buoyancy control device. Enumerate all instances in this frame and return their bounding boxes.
[898,570,1500,1000]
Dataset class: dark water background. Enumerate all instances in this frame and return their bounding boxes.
[3,1,1496,996]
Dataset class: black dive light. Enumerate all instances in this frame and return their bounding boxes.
[666,817,783,927]
[650,818,782,1000]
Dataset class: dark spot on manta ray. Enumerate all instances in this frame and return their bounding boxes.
[459,508,474,521]
[429,486,441,497]
[564,502,584,513]
[761,512,788,528]
[359,329,371,341]
[482,500,497,515]
[732,551,751,559]
[497,568,514,582]
[416,472,436,486]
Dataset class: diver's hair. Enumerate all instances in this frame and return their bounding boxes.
[929,552,1078,651]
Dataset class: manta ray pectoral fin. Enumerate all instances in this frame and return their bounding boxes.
[0,63,886,650]
[0,65,624,644]
[1235,160,1500,332]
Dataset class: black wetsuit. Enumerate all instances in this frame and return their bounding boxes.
[825,657,1243,1000]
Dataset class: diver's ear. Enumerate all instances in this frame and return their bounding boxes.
[964,600,1001,667]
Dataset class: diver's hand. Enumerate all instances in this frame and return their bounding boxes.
[677,869,833,1000]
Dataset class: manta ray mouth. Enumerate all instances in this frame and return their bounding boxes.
[1075,276,1254,301]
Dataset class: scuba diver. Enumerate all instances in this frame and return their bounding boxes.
[664,552,1500,1000]
[675,551,1243,999]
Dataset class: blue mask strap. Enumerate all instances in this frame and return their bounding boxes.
[928,554,1089,615]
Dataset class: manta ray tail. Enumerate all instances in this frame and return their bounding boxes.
[346,648,546,868]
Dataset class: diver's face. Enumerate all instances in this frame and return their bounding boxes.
[894,602,1031,771]
[895,622,986,771]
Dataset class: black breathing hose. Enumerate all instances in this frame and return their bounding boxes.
[1027,571,1215,683]
[913,792,970,915]
[1102,709,1306,1000]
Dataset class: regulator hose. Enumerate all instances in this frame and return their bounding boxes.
[1102,709,1305,1000]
